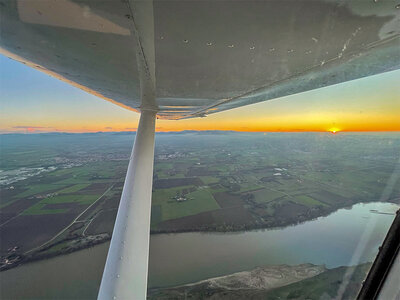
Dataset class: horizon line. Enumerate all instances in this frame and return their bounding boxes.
[2,129,400,135]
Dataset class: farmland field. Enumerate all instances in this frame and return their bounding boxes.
[1,131,399,270]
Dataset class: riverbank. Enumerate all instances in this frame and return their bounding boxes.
[151,198,399,234]
[0,202,397,299]
[0,202,363,272]
[152,263,327,291]
[0,233,109,272]
[0,202,344,272]
[1,201,398,273]
[150,201,351,234]
[148,263,371,300]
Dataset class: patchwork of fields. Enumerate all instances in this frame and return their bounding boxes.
[0,163,122,255]
[1,132,399,268]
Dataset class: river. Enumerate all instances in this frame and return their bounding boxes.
[0,202,398,299]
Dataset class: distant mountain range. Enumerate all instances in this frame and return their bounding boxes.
[2,130,398,137]
[1,130,240,136]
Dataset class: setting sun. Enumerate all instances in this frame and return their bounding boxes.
[1,56,399,134]
[329,128,340,134]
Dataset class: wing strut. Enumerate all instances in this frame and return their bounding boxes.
[98,109,156,300]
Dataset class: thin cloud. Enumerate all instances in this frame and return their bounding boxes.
[12,125,54,133]
[13,126,52,129]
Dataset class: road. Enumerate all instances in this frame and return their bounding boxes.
[24,184,114,254]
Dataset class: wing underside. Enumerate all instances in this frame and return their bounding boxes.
[1,0,399,119]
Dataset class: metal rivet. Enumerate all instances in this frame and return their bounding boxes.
[183,39,189,43]
[206,42,212,46]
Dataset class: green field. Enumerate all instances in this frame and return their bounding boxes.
[153,188,220,221]
[199,176,220,185]
[58,184,91,194]
[22,194,99,215]
[253,189,285,203]
[14,184,68,199]
[22,204,68,215]
[292,195,327,207]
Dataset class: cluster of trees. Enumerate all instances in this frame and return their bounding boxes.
[219,177,240,192]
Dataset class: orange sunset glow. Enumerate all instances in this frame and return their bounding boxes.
[1,55,399,134]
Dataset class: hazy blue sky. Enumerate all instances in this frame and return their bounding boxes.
[1,54,399,133]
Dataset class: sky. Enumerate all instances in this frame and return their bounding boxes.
[1,54,399,133]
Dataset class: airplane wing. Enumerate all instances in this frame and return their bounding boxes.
[1,0,399,119]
